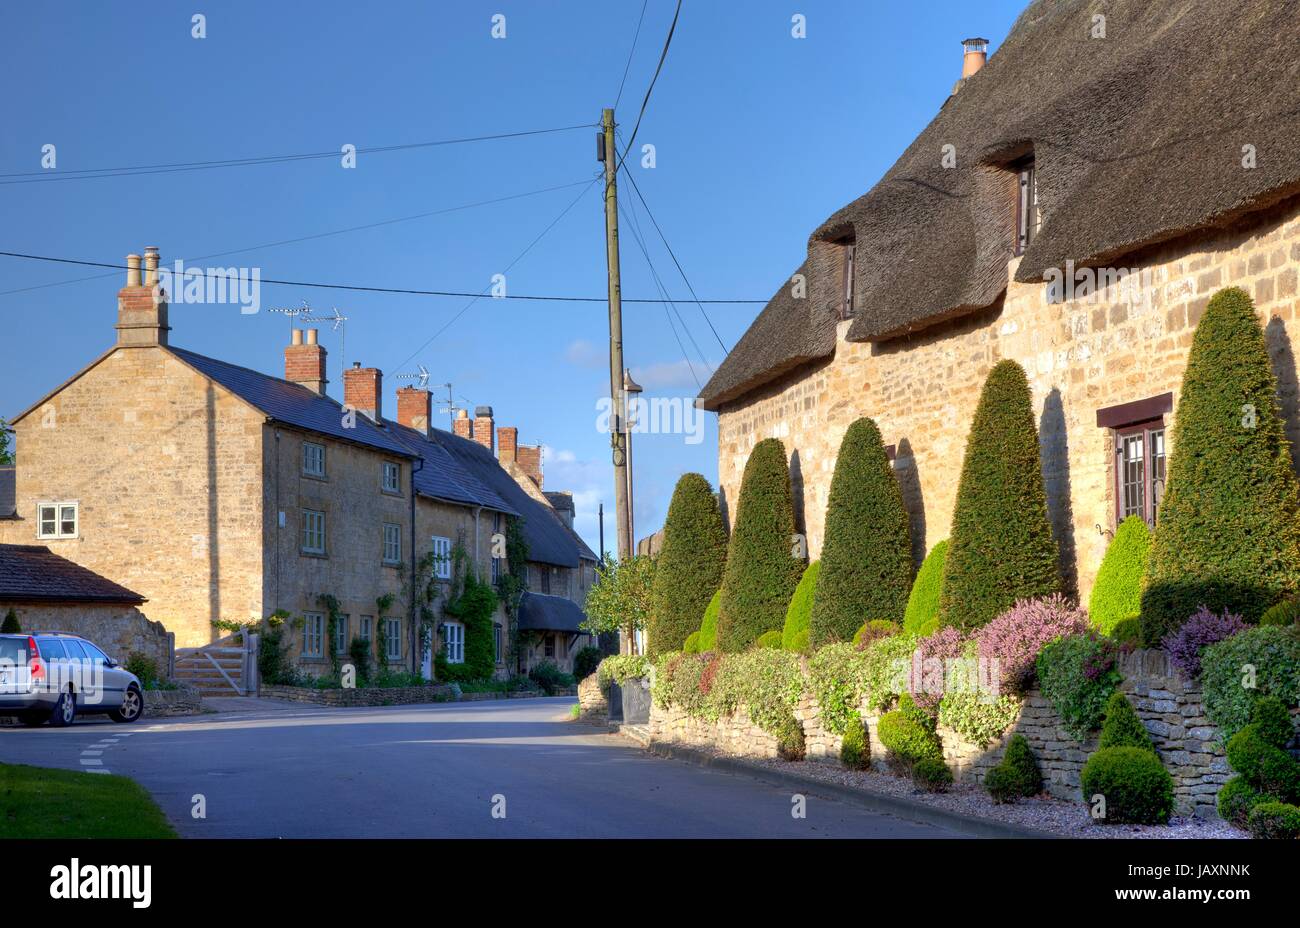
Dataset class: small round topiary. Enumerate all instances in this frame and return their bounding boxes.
[904,540,948,636]
[840,714,869,771]
[877,694,944,772]
[911,756,953,792]
[1217,776,1262,828]
[1260,598,1300,627]
[1080,746,1176,825]
[984,734,1042,803]
[755,630,783,649]
[781,561,820,651]
[1246,801,1300,839]
[1098,692,1153,752]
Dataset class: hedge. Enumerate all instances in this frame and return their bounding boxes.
[1200,624,1300,742]
[1141,287,1300,643]
[810,417,913,645]
[1088,516,1149,635]
[716,439,804,652]
[647,473,728,658]
[781,561,820,652]
[939,360,1060,631]
[903,540,947,636]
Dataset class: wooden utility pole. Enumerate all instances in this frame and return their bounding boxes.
[600,107,632,565]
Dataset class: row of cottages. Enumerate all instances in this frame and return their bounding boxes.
[698,0,1300,602]
[0,249,598,678]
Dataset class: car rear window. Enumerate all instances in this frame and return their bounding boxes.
[36,638,67,659]
[0,638,29,664]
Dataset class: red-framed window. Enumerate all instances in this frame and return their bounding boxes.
[1114,419,1167,526]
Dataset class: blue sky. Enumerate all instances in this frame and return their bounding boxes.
[0,0,1025,555]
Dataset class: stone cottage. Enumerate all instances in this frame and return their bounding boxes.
[1,248,596,679]
[699,0,1300,602]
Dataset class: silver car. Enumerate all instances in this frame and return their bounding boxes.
[0,633,144,727]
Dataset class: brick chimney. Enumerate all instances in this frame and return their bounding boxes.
[472,406,494,454]
[284,328,328,395]
[343,362,383,422]
[397,386,432,438]
[116,247,170,346]
[497,426,518,463]
[453,408,472,440]
[516,444,543,488]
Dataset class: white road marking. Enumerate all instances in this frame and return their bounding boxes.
[79,758,103,766]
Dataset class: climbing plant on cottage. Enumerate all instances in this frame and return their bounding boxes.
[1141,287,1300,644]
[715,438,804,652]
[810,417,913,646]
[647,473,728,658]
[939,359,1060,631]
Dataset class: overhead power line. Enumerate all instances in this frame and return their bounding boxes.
[613,0,651,110]
[617,0,682,171]
[0,248,766,304]
[0,123,595,185]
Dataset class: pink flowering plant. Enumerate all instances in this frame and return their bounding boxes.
[1163,605,1247,680]
[977,594,1088,695]
[908,626,966,710]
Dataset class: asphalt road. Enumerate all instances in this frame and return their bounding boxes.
[0,697,962,838]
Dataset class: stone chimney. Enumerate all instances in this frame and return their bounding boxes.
[343,362,383,422]
[284,328,328,395]
[115,247,170,346]
[472,406,494,454]
[953,37,988,93]
[517,444,543,488]
[453,408,472,440]
[397,386,432,438]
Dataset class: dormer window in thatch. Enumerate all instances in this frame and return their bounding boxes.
[1014,156,1041,256]
[837,236,856,320]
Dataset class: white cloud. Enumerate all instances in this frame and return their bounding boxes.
[563,338,604,369]
[629,358,717,391]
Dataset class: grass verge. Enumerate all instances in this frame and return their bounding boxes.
[0,763,176,838]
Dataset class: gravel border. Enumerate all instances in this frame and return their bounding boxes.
[644,739,1246,839]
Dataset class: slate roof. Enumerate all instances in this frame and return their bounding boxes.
[384,420,518,514]
[700,0,1300,408]
[166,346,415,458]
[0,544,145,605]
[516,591,587,634]
[428,429,594,568]
[0,467,14,519]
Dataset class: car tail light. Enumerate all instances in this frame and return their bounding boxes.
[28,637,44,682]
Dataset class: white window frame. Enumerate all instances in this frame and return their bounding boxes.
[303,612,325,659]
[444,621,465,664]
[383,523,402,565]
[36,501,79,540]
[333,613,349,654]
[302,509,326,555]
[381,461,401,494]
[302,441,326,478]
[384,617,402,661]
[431,535,453,580]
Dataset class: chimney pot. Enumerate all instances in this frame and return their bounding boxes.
[961,37,988,79]
[291,329,304,346]
[143,246,160,285]
[125,254,142,287]
[305,328,318,345]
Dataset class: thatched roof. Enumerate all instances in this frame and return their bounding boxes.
[700,0,1300,410]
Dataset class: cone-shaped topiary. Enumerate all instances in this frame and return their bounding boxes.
[647,473,728,658]
[697,589,721,651]
[1098,692,1153,752]
[840,714,869,770]
[904,540,948,636]
[810,418,914,646]
[984,734,1042,803]
[716,439,804,652]
[1089,517,1149,635]
[0,607,19,633]
[1141,287,1300,644]
[939,360,1060,631]
[781,561,820,651]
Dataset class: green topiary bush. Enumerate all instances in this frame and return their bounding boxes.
[1249,694,1296,751]
[911,756,953,792]
[877,694,944,772]
[716,439,804,652]
[1217,776,1262,828]
[1080,746,1175,825]
[840,714,869,770]
[697,590,721,651]
[781,561,820,652]
[810,417,913,645]
[1110,616,1142,646]
[682,631,702,654]
[1260,598,1300,626]
[1200,625,1300,741]
[1217,695,1300,829]
[756,630,783,649]
[1089,517,1150,635]
[0,607,19,633]
[1098,691,1153,752]
[1247,801,1300,839]
[904,540,947,636]
[647,474,728,658]
[1141,288,1300,644]
[939,360,1060,631]
[984,734,1042,803]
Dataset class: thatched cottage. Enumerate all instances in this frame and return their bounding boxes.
[699,0,1300,600]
